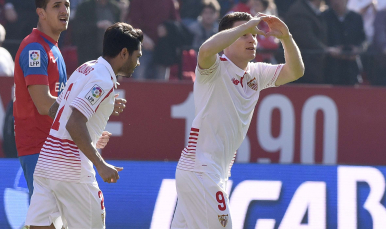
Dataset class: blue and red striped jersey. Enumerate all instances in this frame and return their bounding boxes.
[14,28,67,157]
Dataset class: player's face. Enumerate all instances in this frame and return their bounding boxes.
[227,20,257,62]
[44,0,70,33]
[119,44,142,78]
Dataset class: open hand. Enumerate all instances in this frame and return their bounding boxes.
[258,13,290,40]
[245,16,268,37]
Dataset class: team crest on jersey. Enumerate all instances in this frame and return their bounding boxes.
[29,50,40,67]
[85,84,104,105]
[247,77,258,91]
[218,214,229,227]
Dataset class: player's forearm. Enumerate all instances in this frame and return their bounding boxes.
[37,96,57,116]
[281,35,304,80]
[48,102,59,119]
[66,111,105,168]
[28,85,57,115]
[199,23,250,59]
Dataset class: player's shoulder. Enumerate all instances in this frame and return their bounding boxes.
[18,39,47,62]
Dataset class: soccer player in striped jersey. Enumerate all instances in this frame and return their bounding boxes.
[171,12,304,228]
[25,23,143,229]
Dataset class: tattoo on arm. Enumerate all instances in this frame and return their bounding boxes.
[48,102,60,119]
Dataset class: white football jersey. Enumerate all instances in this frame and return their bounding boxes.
[34,57,117,183]
[176,54,283,180]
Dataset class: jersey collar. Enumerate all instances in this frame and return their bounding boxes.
[33,28,58,45]
[97,57,118,88]
[221,54,250,78]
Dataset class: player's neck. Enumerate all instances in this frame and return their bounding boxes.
[228,56,249,70]
[103,56,120,75]
[37,23,61,42]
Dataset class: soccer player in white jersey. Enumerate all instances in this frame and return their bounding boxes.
[171,12,304,228]
[25,22,143,229]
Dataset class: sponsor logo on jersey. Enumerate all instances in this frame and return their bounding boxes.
[247,77,258,91]
[218,214,228,227]
[232,76,245,87]
[231,78,240,86]
[85,84,104,105]
[29,50,41,67]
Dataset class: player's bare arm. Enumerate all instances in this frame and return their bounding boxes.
[28,85,57,115]
[66,109,123,183]
[48,101,59,119]
[198,16,268,69]
[258,14,304,86]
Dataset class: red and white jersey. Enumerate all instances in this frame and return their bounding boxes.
[34,57,117,183]
[177,54,283,180]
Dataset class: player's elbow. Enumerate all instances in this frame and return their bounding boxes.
[65,116,76,134]
[198,41,214,60]
[296,65,305,79]
[292,63,305,81]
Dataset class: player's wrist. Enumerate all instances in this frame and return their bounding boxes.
[93,155,106,169]
[280,33,292,42]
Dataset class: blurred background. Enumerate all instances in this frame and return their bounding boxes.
[1,0,386,228]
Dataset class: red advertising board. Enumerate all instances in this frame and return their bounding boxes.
[1,76,386,165]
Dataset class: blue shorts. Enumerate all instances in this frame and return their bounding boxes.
[19,154,40,201]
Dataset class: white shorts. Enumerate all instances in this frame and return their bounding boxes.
[171,169,232,229]
[25,176,106,229]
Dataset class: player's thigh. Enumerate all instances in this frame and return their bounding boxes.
[52,181,106,229]
[175,170,232,229]
[25,176,61,227]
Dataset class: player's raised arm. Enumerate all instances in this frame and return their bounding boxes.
[258,14,304,86]
[198,16,267,69]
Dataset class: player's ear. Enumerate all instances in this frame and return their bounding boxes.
[120,48,129,59]
[36,8,46,19]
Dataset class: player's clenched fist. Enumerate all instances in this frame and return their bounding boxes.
[96,162,124,183]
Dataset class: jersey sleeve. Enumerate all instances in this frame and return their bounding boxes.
[70,77,114,120]
[19,42,49,86]
[195,55,220,83]
[256,63,284,90]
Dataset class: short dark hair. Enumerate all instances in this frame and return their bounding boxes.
[218,12,253,32]
[35,0,49,9]
[102,22,143,58]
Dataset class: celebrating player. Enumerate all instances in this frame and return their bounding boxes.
[171,12,304,228]
[25,22,143,229]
